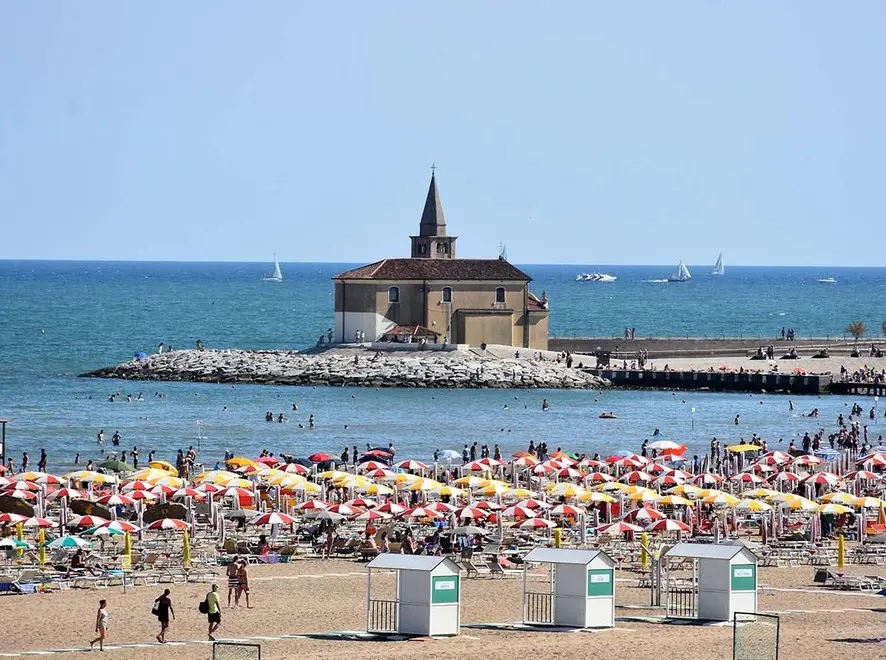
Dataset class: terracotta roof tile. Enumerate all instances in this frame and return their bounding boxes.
[333,258,531,281]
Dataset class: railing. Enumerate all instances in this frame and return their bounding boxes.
[367,599,398,633]
[666,582,697,618]
[524,591,554,624]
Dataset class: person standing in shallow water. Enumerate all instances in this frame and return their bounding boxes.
[89,599,109,651]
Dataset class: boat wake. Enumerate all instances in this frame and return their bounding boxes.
[644,279,669,283]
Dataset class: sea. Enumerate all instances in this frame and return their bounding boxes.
[1,261,884,472]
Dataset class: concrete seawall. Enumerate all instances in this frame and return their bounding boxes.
[550,337,858,359]
[590,368,832,394]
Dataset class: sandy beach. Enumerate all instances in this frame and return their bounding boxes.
[1,560,884,660]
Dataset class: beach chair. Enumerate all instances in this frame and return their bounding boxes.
[459,548,489,578]
[358,545,379,561]
[485,554,519,578]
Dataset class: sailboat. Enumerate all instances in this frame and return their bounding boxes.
[263,254,283,282]
[668,261,692,283]
[712,252,724,276]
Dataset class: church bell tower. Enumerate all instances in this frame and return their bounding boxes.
[410,170,457,259]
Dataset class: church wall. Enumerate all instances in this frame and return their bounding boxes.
[527,313,549,350]
[334,311,395,344]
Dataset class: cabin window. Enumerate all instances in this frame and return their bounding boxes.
[495,287,506,304]
[418,244,426,255]
[388,286,400,303]
[442,286,452,303]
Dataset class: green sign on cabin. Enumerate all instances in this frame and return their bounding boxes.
[431,575,460,604]
[586,569,614,597]
[730,564,756,591]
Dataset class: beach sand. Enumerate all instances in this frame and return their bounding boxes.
[1,560,884,660]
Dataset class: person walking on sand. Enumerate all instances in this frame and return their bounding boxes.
[206,583,222,640]
[89,599,109,651]
[153,588,174,643]
[237,559,252,608]
[226,558,240,606]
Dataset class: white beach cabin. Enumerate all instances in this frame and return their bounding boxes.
[522,548,616,628]
[366,555,461,636]
[662,543,758,621]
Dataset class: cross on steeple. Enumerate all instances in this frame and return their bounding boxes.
[430,163,436,175]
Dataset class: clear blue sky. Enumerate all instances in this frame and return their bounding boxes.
[1,3,883,265]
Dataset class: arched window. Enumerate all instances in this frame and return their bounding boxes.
[442,287,452,303]
[388,286,400,303]
[495,287,506,304]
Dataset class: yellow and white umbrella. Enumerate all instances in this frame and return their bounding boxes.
[702,493,740,506]
[818,503,852,515]
[547,483,588,498]
[818,491,854,504]
[852,496,886,509]
[657,495,694,507]
[429,485,466,498]
[665,484,703,498]
[781,497,818,512]
[192,470,239,485]
[578,491,617,504]
[740,488,779,500]
[147,461,178,475]
[356,483,394,496]
[733,499,773,512]
[65,470,117,484]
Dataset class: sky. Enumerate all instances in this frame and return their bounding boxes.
[0,3,884,266]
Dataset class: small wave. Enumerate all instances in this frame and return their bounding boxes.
[644,279,669,283]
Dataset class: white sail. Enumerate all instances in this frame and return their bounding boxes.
[263,254,283,282]
[669,261,691,282]
[712,253,724,275]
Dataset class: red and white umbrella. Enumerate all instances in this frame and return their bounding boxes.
[749,463,776,474]
[33,474,65,486]
[511,518,556,529]
[375,501,408,515]
[297,500,329,511]
[129,490,158,501]
[280,463,309,475]
[622,507,666,523]
[532,463,558,476]
[363,468,396,479]
[474,500,502,511]
[3,481,39,492]
[1,489,37,500]
[146,518,189,531]
[345,497,377,509]
[647,519,691,533]
[99,520,140,533]
[731,472,763,484]
[556,467,586,480]
[500,505,536,519]
[96,493,136,506]
[515,498,551,510]
[513,456,539,468]
[395,460,429,471]
[0,512,28,524]
[171,487,206,500]
[793,455,822,466]
[121,480,154,492]
[358,461,390,472]
[585,472,615,483]
[21,516,54,528]
[846,470,880,481]
[69,514,110,528]
[46,488,86,501]
[149,484,176,496]
[463,460,494,472]
[694,473,725,485]
[327,504,360,516]
[757,451,792,466]
[772,471,801,483]
[251,512,298,526]
[427,501,457,513]
[213,487,253,499]
[402,506,443,519]
[620,470,653,484]
[550,504,582,517]
[351,509,391,522]
[597,521,644,535]
[801,472,843,487]
[455,506,487,519]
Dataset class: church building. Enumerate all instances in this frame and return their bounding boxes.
[333,173,549,349]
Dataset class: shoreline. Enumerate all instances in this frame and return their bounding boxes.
[80,346,609,390]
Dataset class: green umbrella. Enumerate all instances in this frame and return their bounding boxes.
[99,459,133,473]
[48,535,92,549]
[0,538,34,550]
[82,526,125,538]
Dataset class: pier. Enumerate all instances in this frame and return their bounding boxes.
[829,381,886,397]
[588,368,832,395]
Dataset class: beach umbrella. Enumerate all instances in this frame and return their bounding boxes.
[647,519,691,533]
[819,503,852,515]
[0,538,33,550]
[757,451,793,465]
[476,482,510,497]
[429,485,466,498]
[21,516,54,528]
[192,470,239,484]
[0,512,29,524]
[2,481,39,492]
[121,480,154,492]
[694,473,725,485]
[500,505,536,519]
[297,500,329,511]
[505,488,535,499]
[146,518,189,531]
[345,497,376,509]
[407,478,443,492]
[83,526,125,538]
[578,491,617,504]
[741,487,779,499]
[98,520,140,533]
[1,489,36,500]
[48,535,91,549]
[726,444,762,453]
[46,487,86,501]
[623,507,666,522]
[627,490,661,503]
[99,459,133,473]
[550,504,582,517]
[453,475,487,488]
[749,464,777,474]
[666,484,703,498]
[33,474,65,486]
[96,493,135,507]
[462,461,493,473]
[327,504,360,516]
[585,472,615,484]
[734,499,773,512]
[648,440,683,451]
[437,450,461,461]
[801,472,843,486]
[772,471,801,483]
[395,460,429,471]
[65,470,116,484]
[227,457,259,468]
[793,455,823,466]
[278,463,309,475]
[172,487,206,501]
[455,505,487,519]
[252,512,298,526]
[532,463,558,476]
[12,471,52,483]
[516,498,551,510]
[548,483,589,498]
[852,496,886,509]
[845,471,880,481]
[426,501,457,514]
[818,491,855,504]
[358,461,390,472]
[309,510,345,522]
[474,500,503,511]
[657,495,694,507]
[149,484,177,496]
[781,497,819,512]
[731,473,764,484]
[318,470,350,481]
[363,468,396,480]
[356,483,394,496]
[214,487,253,500]
[147,460,178,474]
[129,490,158,501]
[449,525,489,536]
[351,509,391,522]
[513,456,539,468]
[154,476,186,489]
[308,453,335,464]
[512,518,556,530]
[556,467,586,480]
[402,506,443,519]
[69,514,110,528]
[597,521,644,535]
[702,493,740,506]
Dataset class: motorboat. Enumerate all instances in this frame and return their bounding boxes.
[575,272,617,282]
[817,277,836,284]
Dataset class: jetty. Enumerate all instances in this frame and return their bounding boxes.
[589,368,831,395]
[81,347,609,390]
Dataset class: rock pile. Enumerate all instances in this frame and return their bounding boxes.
[82,348,609,390]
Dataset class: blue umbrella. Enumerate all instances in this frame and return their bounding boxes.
[134,352,148,360]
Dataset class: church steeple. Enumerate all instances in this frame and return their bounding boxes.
[410,168,457,259]
[419,170,447,237]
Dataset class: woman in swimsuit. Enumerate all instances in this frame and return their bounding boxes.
[89,599,109,651]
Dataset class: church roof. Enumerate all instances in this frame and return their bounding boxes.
[333,258,531,282]
[419,172,447,237]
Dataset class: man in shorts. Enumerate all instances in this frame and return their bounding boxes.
[226,558,240,606]
[206,583,221,640]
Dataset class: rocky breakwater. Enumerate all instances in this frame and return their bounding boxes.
[82,348,609,390]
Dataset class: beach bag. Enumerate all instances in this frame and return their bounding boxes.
[151,600,160,616]
[198,599,209,614]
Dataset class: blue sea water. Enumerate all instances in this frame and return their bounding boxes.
[0,261,884,472]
